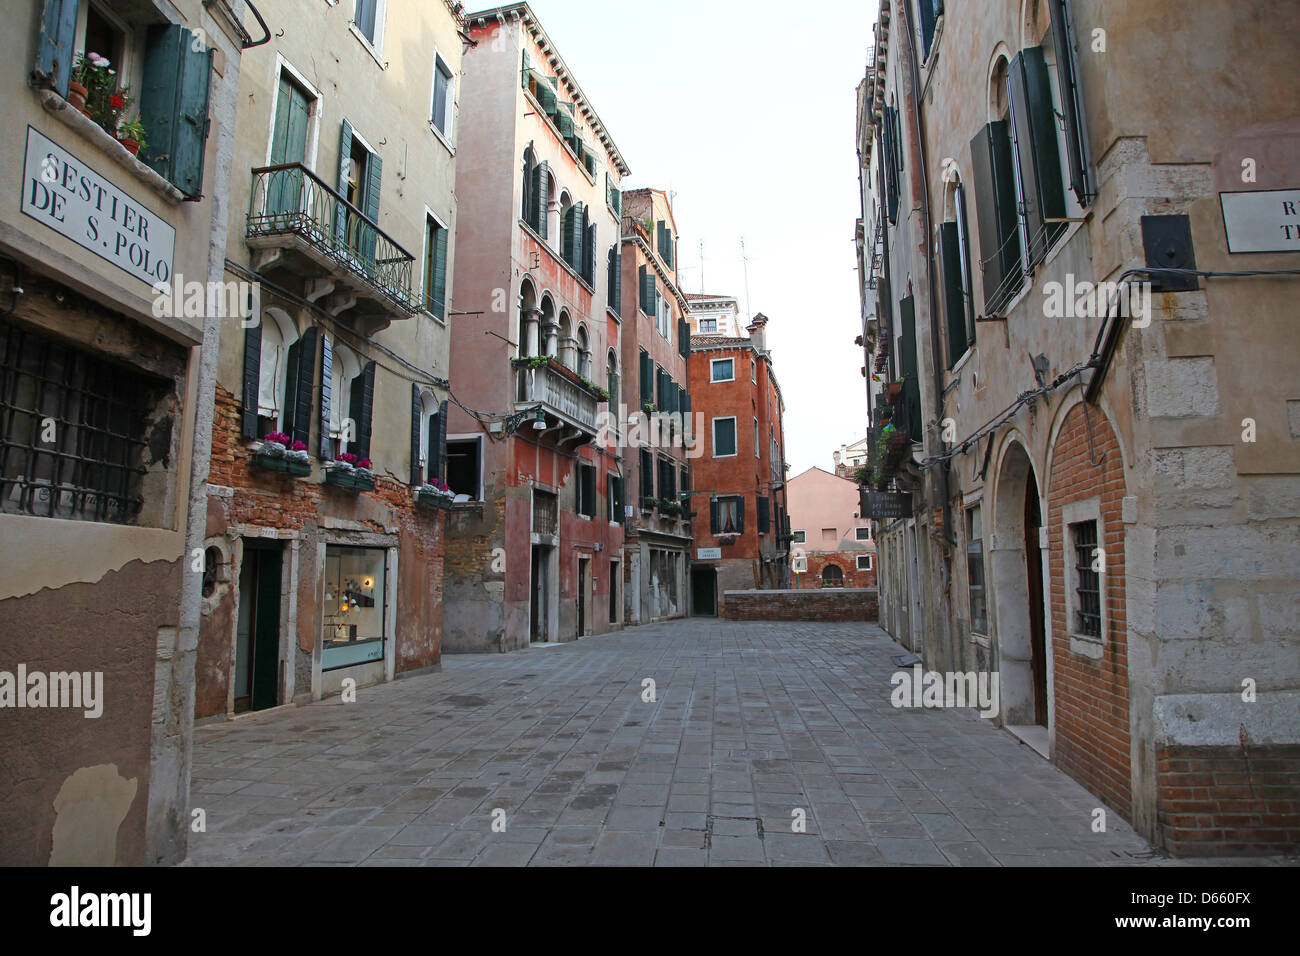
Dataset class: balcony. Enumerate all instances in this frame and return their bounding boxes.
[245,164,418,335]
[514,357,602,443]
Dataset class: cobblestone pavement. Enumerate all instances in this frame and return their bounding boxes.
[184,620,1259,867]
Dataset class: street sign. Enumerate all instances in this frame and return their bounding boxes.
[860,491,913,520]
[1220,189,1300,254]
[696,547,721,560]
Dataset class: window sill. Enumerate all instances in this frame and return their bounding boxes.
[421,308,447,327]
[1069,633,1105,659]
[429,121,455,156]
[38,90,187,204]
[349,23,388,69]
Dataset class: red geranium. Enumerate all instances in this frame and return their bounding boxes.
[110,93,125,110]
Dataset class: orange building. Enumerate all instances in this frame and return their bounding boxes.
[686,314,790,615]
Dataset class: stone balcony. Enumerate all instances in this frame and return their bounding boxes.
[514,358,603,443]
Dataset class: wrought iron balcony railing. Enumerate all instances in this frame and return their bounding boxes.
[246,163,417,312]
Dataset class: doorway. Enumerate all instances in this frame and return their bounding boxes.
[1025,469,1048,726]
[608,559,619,625]
[691,567,716,616]
[577,557,589,637]
[530,544,548,643]
[234,541,282,713]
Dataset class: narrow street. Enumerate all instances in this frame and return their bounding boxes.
[188,620,1174,867]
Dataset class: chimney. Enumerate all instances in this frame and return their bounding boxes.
[746,312,769,352]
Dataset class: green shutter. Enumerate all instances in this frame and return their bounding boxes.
[320,333,333,458]
[537,81,557,115]
[758,496,770,534]
[428,401,447,482]
[34,0,79,98]
[532,161,549,238]
[969,121,1022,314]
[140,23,213,198]
[364,149,383,222]
[1007,47,1066,265]
[940,221,967,368]
[1049,0,1095,206]
[241,320,261,439]
[350,361,376,460]
[431,222,448,319]
[640,349,652,405]
[899,296,922,440]
[334,119,354,248]
[410,384,423,486]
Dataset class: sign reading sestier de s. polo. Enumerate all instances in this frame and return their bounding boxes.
[21,126,175,287]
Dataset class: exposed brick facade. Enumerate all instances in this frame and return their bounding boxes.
[1047,404,1130,819]
[1156,744,1300,856]
[723,588,878,622]
[804,551,877,589]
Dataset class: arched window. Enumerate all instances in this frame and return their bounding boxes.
[518,278,538,357]
[576,325,590,378]
[822,564,844,588]
[329,342,363,454]
[257,307,299,431]
[606,348,619,404]
[540,294,557,357]
[555,190,572,254]
[557,311,573,369]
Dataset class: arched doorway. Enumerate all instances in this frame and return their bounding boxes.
[990,440,1049,733]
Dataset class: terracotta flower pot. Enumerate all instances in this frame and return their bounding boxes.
[117,137,140,156]
[68,81,88,110]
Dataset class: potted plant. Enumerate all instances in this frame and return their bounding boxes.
[886,378,904,402]
[251,432,310,476]
[332,452,358,472]
[70,52,112,115]
[286,440,310,465]
[640,496,656,512]
[117,117,147,157]
[416,480,455,508]
[259,431,290,457]
[717,533,739,546]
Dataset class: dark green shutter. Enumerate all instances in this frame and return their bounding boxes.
[882,106,900,225]
[319,332,333,458]
[656,368,665,409]
[1049,0,1095,206]
[428,401,447,482]
[583,216,596,285]
[285,326,317,447]
[521,146,535,222]
[638,265,650,313]
[521,49,530,87]
[640,349,652,405]
[757,496,770,534]
[1007,47,1065,265]
[583,465,596,517]
[410,384,423,486]
[34,0,79,97]
[969,121,1021,314]
[641,449,654,498]
[735,497,746,534]
[710,498,721,534]
[241,320,262,439]
[334,119,354,247]
[557,109,574,139]
[899,296,922,440]
[140,24,213,198]
[917,0,939,60]
[531,160,549,238]
[677,318,690,358]
[283,338,301,438]
[431,223,448,319]
[955,184,975,350]
[350,361,376,460]
[940,221,967,368]
[364,149,383,221]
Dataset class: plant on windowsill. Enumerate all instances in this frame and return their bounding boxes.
[251,432,311,477]
[511,354,610,402]
[324,453,375,491]
[885,377,904,403]
[286,440,310,465]
[416,480,455,509]
[658,498,681,517]
[116,117,148,157]
[642,402,657,415]
[716,533,740,546]
[640,496,656,512]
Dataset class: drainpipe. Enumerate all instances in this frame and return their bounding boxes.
[899,4,956,552]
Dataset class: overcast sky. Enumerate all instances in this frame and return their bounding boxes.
[523,0,878,475]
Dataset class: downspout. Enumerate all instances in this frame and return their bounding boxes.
[899,4,956,551]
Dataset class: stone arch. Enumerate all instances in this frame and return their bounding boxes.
[518,276,538,356]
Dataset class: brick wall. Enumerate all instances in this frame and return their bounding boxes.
[804,551,877,589]
[1156,744,1300,855]
[1047,403,1131,819]
[723,588,878,622]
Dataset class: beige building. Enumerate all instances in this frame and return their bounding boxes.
[1,0,246,864]
[857,0,1299,855]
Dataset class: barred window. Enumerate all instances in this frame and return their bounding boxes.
[1,321,166,524]
[1071,519,1101,637]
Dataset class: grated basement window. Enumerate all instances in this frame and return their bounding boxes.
[1071,520,1101,637]
[0,322,159,524]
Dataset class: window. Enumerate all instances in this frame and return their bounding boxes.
[967,506,987,633]
[750,358,757,383]
[915,0,940,61]
[712,417,737,457]
[941,181,976,367]
[856,554,873,572]
[1005,47,1067,269]
[446,438,481,500]
[418,392,445,485]
[821,528,837,545]
[791,530,806,544]
[699,318,717,334]
[328,341,363,454]
[352,0,384,50]
[520,148,550,238]
[822,565,844,588]
[754,418,760,457]
[639,348,652,406]
[657,457,676,502]
[710,358,734,383]
[639,448,654,502]
[854,526,871,541]
[711,495,744,535]
[606,349,619,409]
[576,462,596,517]
[0,319,170,526]
[659,296,672,344]
[1070,519,1101,637]
[431,53,455,141]
[322,545,387,670]
[607,246,621,315]
[638,265,658,316]
[608,474,624,524]
[423,215,448,320]
[656,220,674,268]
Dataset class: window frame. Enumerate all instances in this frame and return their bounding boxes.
[444,434,484,501]
[421,209,450,322]
[711,416,738,458]
[710,358,735,383]
[350,0,388,63]
[856,554,873,572]
[429,49,456,148]
[791,530,806,544]
[854,526,871,541]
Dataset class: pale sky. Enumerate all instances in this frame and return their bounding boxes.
[521,0,878,475]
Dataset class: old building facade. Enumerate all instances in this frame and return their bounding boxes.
[2,0,245,864]
[857,0,1300,854]
[618,188,694,625]
[687,315,791,615]
[196,0,464,716]
[787,466,877,590]
[444,3,628,651]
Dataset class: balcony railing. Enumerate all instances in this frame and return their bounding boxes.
[516,361,599,435]
[246,163,417,313]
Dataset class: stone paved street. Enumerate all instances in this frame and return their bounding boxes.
[185,620,1206,866]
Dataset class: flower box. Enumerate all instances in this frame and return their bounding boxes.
[717,533,740,546]
[251,448,311,477]
[415,487,455,510]
[640,496,656,512]
[324,466,374,491]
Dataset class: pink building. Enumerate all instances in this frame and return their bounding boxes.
[445,3,631,650]
[786,466,877,589]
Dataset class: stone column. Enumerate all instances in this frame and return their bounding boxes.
[542,322,559,358]
[522,307,541,356]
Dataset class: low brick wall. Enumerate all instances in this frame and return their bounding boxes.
[722,588,878,622]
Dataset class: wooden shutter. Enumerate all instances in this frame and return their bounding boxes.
[710,497,721,534]
[410,384,423,486]
[364,148,383,221]
[969,121,1021,314]
[917,0,939,60]
[955,183,975,347]
[140,24,213,198]
[521,49,530,87]
[521,147,534,223]
[734,497,746,534]
[34,0,79,97]
[334,120,354,247]
[639,349,652,405]
[677,318,690,358]
[583,211,595,285]
[284,326,317,447]
[431,223,448,319]
[639,265,651,314]
[757,495,770,534]
[319,332,333,458]
[940,221,967,368]
[608,247,620,312]
[241,320,262,439]
[656,368,665,409]
[350,361,376,460]
[882,107,900,225]
[1049,0,1095,207]
[530,160,549,238]
[899,296,922,440]
[641,449,654,499]
[1007,47,1065,266]
[428,401,447,482]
